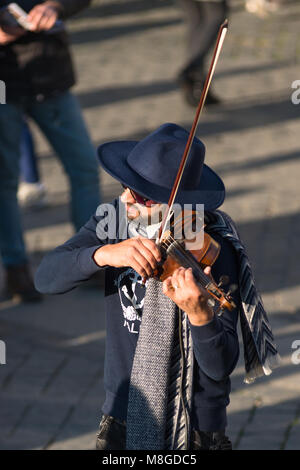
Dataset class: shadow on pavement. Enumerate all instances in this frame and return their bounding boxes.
[75,0,176,20]
[229,395,300,450]
[214,149,300,175]
[69,17,181,45]
[77,81,177,109]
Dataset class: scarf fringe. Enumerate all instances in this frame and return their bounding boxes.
[244,353,282,384]
[205,210,280,386]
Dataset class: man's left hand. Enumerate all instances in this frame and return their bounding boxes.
[163,267,214,326]
[27,3,59,32]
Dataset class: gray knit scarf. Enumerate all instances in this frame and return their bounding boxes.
[126,210,280,450]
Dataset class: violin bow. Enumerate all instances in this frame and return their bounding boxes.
[158,19,229,244]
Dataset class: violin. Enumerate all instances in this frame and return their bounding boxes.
[153,211,236,313]
[150,20,235,314]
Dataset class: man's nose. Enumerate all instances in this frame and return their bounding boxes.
[121,188,135,204]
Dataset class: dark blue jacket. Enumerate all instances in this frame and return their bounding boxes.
[35,198,240,432]
[0,1,91,101]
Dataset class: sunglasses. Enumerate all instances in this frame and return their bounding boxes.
[122,185,157,207]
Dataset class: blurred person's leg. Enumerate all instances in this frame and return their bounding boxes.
[178,0,228,106]
[180,0,228,75]
[0,105,27,266]
[20,120,39,184]
[0,104,42,301]
[29,91,101,230]
[18,119,48,208]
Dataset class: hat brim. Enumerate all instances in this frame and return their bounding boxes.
[97,140,225,211]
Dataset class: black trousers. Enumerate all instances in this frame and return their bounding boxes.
[178,0,228,78]
[96,415,232,451]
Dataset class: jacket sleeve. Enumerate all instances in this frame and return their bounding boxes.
[48,0,92,19]
[189,235,240,381]
[34,200,118,294]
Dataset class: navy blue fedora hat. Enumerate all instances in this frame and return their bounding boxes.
[97,123,225,210]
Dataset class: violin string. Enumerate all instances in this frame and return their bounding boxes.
[160,234,210,287]
[160,234,233,310]
[159,235,232,309]
[170,214,197,240]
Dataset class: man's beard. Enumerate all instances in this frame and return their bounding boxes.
[127,203,165,240]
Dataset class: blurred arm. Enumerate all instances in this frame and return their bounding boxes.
[45,0,92,19]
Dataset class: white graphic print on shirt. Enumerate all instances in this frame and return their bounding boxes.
[115,268,146,334]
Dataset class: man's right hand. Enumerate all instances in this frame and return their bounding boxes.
[0,25,25,45]
[27,3,59,32]
[93,237,162,279]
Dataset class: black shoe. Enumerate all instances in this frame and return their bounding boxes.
[96,415,126,450]
[178,73,199,107]
[4,263,43,302]
[192,430,232,450]
[178,72,221,107]
[210,431,232,450]
[203,88,221,106]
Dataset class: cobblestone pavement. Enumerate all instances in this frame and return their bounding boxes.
[0,0,300,450]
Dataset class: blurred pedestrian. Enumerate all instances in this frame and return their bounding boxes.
[245,0,281,17]
[0,1,101,302]
[18,119,48,209]
[177,0,228,106]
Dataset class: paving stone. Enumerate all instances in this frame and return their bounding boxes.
[0,356,102,450]
[284,411,300,450]
[47,376,105,450]
[237,403,299,450]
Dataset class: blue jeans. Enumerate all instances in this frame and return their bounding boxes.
[0,91,100,267]
[20,120,39,184]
